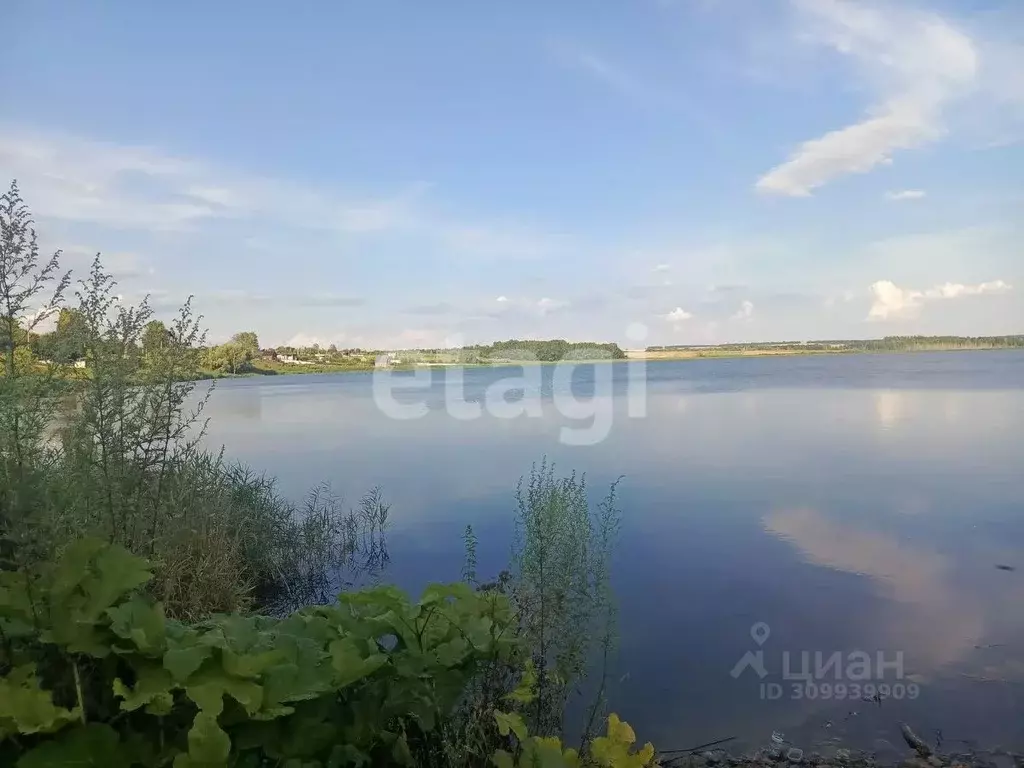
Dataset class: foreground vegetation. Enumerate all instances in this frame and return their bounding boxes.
[1,178,654,765]
[0,539,654,767]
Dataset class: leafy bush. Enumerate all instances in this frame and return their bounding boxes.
[0,539,654,767]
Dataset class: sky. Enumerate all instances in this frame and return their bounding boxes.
[2,0,1023,349]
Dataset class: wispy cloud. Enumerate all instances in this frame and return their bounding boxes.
[868,278,1011,320]
[0,126,565,260]
[662,306,694,324]
[549,40,723,136]
[885,189,926,201]
[731,299,755,320]
[550,42,666,105]
[487,295,571,319]
[757,1,979,196]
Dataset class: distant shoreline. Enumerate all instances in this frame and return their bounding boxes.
[631,344,1023,361]
[196,344,1024,380]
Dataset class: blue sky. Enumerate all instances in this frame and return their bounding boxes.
[3,0,1022,348]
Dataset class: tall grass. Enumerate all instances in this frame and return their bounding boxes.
[510,459,622,742]
[449,461,623,765]
[0,180,387,619]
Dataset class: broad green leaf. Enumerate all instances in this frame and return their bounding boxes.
[433,636,469,667]
[0,571,36,624]
[521,736,573,768]
[261,657,332,710]
[222,647,285,679]
[328,637,386,688]
[17,724,126,768]
[420,582,474,606]
[186,675,263,717]
[164,643,212,682]
[81,544,153,618]
[492,709,527,741]
[106,597,167,655]
[504,660,537,705]
[491,750,515,768]
[49,538,106,603]
[0,664,82,736]
[590,714,655,768]
[607,713,635,745]
[113,664,175,715]
[185,711,230,764]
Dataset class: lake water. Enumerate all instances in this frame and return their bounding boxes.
[200,351,1024,755]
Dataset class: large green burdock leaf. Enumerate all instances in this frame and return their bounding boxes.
[113,663,175,715]
[43,539,154,657]
[107,597,167,656]
[0,664,82,738]
[17,724,127,767]
[492,710,527,741]
[186,672,264,717]
[179,711,231,766]
[164,643,213,682]
[49,538,107,604]
[221,647,285,679]
[328,637,386,688]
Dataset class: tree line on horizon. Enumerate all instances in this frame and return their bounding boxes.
[648,335,1024,353]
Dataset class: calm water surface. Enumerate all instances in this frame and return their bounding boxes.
[201,352,1024,753]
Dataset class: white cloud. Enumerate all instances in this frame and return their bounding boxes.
[653,263,671,273]
[536,297,569,315]
[731,299,755,320]
[487,295,570,319]
[868,278,1011,320]
[283,333,330,349]
[662,307,694,323]
[885,189,926,201]
[757,1,979,195]
[0,127,563,258]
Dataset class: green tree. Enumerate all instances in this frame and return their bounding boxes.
[141,319,170,357]
[55,307,89,361]
[203,341,247,374]
[231,331,259,359]
[222,341,247,373]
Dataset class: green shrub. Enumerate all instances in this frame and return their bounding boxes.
[0,539,654,767]
[0,181,387,619]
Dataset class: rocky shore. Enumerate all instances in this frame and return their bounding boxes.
[660,726,1023,768]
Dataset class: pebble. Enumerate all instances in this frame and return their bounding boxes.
[788,748,805,764]
[928,758,944,767]
[705,751,723,765]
